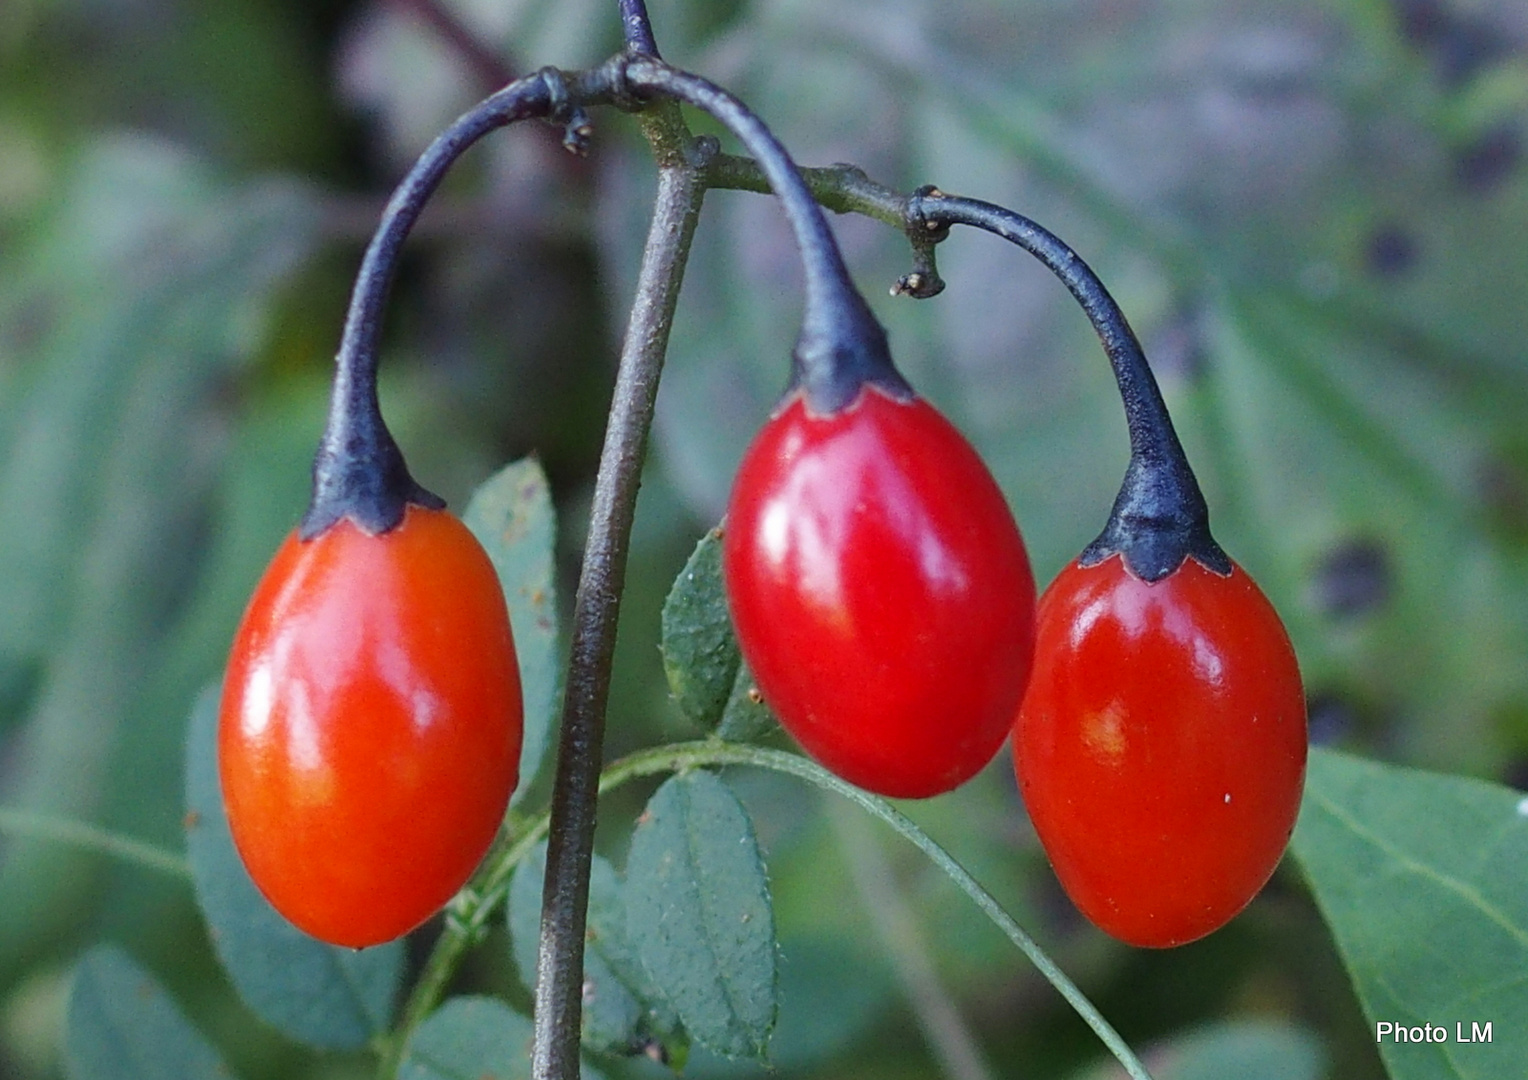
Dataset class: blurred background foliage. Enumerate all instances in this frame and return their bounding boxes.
[2,0,1527,1077]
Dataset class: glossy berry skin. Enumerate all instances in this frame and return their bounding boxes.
[1014,553,1306,948]
[724,386,1036,798]
[219,505,522,948]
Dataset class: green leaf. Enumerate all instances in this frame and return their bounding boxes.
[95,377,330,948]
[660,528,776,742]
[717,659,777,744]
[625,770,777,1060]
[64,946,230,1080]
[399,996,606,1080]
[507,842,686,1060]
[661,529,738,727]
[183,685,403,1049]
[0,133,319,978]
[677,935,894,1078]
[1292,748,1528,1079]
[399,996,532,1080]
[464,457,560,805]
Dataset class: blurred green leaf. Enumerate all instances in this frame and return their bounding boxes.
[339,10,469,146]
[507,0,616,69]
[91,377,329,946]
[1190,293,1528,773]
[0,654,40,735]
[1161,1022,1324,1080]
[0,133,312,657]
[463,457,561,804]
[508,841,686,1061]
[399,996,532,1080]
[398,996,606,1080]
[1072,1020,1324,1080]
[1292,748,1528,1078]
[625,770,777,1060]
[642,0,750,55]
[0,133,319,977]
[64,946,229,1080]
[183,684,403,1049]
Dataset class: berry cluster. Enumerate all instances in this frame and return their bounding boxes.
[216,47,1306,962]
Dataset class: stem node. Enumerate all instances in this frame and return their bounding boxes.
[891,185,949,299]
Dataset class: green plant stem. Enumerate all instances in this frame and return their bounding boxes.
[529,137,711,1080]
[0,807,190,881]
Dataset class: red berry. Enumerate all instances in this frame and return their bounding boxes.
[724,387,1036,798]
[1014,553,1306,947]
[219,505,522,948]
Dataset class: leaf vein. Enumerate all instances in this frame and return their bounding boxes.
[1307,788,1528,951]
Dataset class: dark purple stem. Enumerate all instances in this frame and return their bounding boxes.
[619,0,661,57]
[305,67,617,538]
[907,189,1228,580]
[623,57,909,413]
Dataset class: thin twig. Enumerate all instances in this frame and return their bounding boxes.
[706,153,907,227]
[530,136,711,1080]
[624,57,901,414]
[906,191,1227,581]
[305,71,557,537]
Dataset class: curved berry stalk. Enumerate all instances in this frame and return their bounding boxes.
[624,62,1037,799]
[216,72,594,947]
[905,189,1225,581]
[908,191,1306,946]
[624,58,911,412]
[306,70,586,537]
